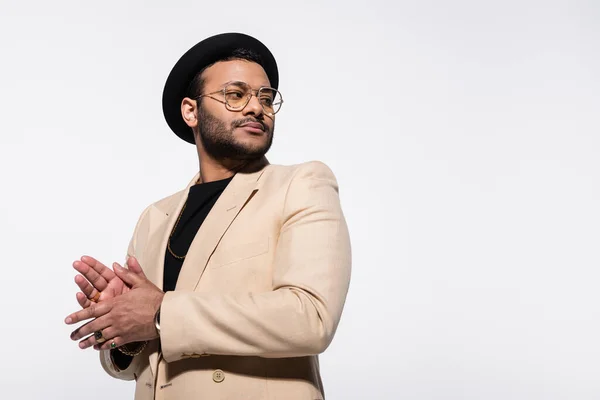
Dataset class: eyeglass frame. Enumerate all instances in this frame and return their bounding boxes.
[194,81,284,116]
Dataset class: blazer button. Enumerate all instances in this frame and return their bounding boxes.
[212,369,225,383]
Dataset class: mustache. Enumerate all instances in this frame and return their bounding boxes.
[231,117,266,131]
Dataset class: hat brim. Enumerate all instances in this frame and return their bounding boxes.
[162,32,279,144]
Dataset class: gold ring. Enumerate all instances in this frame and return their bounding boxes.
[90,292,101,303]
[94,330,107,344]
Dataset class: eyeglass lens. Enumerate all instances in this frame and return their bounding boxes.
[224,82,282,114]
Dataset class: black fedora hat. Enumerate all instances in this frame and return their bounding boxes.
[162,32,279,144]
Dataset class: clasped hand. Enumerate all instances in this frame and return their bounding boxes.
[65,256,164,351]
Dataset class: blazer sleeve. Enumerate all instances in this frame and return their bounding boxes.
[159,161,352,362]
[99,205,152,380]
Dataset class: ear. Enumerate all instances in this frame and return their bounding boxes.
[181,97,199,128]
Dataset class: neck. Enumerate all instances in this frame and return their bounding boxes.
[197,155,265,183]
[198,158,240,183]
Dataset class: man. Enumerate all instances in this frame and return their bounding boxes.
[65,32,351,400]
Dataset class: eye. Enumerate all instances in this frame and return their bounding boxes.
[225,90,245,99]
[260,97,273,106]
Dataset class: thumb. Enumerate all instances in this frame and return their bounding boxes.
[113,262,144,287]
[126,256,147,278]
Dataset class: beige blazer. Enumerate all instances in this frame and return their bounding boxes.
[99,159,352,400]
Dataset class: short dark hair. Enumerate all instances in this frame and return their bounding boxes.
[185,48,264,99]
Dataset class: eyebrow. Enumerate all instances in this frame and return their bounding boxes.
[219,80,272,89]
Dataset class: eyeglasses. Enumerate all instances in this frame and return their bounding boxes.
[196,81,284,116]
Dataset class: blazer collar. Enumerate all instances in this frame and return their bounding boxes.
[175,157,269,291]
[144,157,269,293]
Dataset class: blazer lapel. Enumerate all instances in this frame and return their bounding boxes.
[143,172,200,377]
[143,172,201,291]
[175,162,268,292]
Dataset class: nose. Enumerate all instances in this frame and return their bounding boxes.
[242,94,264,117]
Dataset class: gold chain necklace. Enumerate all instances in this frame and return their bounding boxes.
[167,178,201,260]
[167,201,188,259]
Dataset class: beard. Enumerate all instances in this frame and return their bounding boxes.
[195,104,274,161]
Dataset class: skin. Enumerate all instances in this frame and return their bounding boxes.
[72,256,142,308]
[67,257,163,349]
[65,59,276,351]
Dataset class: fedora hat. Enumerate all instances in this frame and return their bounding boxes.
[162,32,279,144]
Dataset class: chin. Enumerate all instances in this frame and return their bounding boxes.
[241,145,270,158]
[235,141,271,157]
[237,135,270,149]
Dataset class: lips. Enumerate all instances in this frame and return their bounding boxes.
[239,122,265,131]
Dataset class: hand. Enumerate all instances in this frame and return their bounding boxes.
[65,258,164,350]
[73,255,144,309]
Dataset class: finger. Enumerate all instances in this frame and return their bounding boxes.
[76,291,92,309]
[113,263,144,287]
[73,260,108,293]
[78,326,118,350]
[125,256,147,278]
[82,255,117,283]
[74,274,100,303]
[95,335,125,351]
[70,314,112,341]
[64,301,111,325]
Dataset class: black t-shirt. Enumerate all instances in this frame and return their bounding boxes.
[163,175,233,291]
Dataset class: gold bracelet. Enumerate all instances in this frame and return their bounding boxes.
[116,340,148,356]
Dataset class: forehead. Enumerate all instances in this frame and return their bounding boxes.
[201,60,271,89]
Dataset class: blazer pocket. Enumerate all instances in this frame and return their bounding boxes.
[210,237,270,269]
